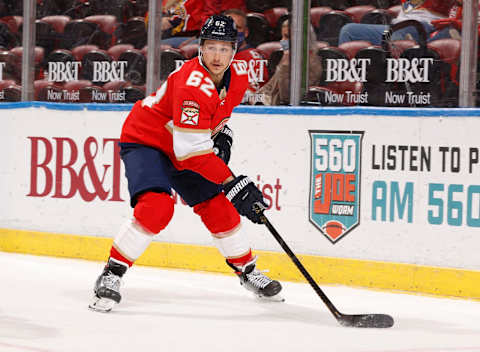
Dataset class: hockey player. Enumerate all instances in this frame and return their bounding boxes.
[89,14,282,313]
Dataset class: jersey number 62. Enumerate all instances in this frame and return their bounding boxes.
[186,71,216,97]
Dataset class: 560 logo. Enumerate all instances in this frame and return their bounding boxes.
[309,131,363,243]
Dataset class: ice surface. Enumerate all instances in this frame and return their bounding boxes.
[0,252,479,352]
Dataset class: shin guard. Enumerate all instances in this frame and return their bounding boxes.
[112,219,155,263]
[194,194,252,264]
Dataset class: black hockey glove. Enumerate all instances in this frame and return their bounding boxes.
[223,175,267,224]
[213,125,233,165]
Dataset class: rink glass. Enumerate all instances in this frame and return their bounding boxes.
[0,0,476,107]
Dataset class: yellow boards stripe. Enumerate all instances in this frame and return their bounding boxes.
[1,228,479,300]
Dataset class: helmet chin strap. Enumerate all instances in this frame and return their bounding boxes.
[198,42,238,76]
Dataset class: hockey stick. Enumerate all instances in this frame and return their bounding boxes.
[256,208,394,328]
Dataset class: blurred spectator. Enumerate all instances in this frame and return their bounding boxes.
[256,49,290,105]
[338,0,457,45]
[256,25,322,105]
[280,18,289,50]
[162,0,206,35]
[430,0,480,42]
[206,0,247,16]
[160,0,208,47]
[223,9,250,51]
[161,0,247,48]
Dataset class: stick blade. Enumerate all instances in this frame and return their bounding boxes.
[338,313,394,328]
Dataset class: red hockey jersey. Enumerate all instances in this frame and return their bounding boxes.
[120,57,249,184]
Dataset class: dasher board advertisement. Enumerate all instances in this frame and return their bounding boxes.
[1,106,480,271]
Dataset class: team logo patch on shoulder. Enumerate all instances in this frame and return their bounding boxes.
[181,100,200,125]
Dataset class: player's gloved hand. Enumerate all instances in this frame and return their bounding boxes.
[431,18,462,30]
[223,175,267,224]
[213,125,233,165]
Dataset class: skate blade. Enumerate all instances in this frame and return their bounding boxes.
[88,296,116,313]
[255,293,285,302]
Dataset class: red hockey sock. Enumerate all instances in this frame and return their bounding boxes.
[226,250,253,268]
[109,246,134,267]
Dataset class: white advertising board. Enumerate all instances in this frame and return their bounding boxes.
[1,106,479,271]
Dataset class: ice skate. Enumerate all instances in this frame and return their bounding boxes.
[88,259,127,313]
[227,257,284,302]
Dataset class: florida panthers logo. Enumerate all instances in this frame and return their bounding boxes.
[180,100,200,126]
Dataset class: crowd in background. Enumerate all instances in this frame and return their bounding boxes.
[0,0,477,106]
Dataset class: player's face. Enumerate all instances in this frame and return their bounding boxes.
[201,40,234,78]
